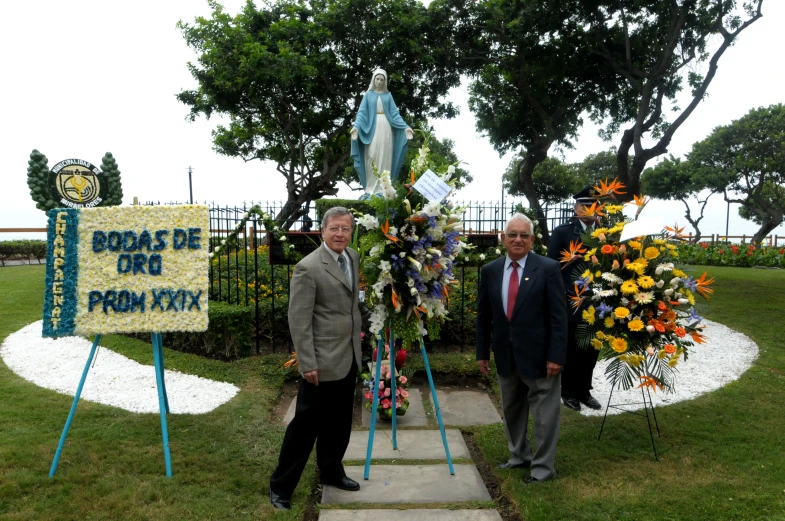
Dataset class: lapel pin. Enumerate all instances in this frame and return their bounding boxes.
[525,277,529,281]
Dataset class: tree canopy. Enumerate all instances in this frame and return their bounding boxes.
[687,103,785,246]
[177,0,460,226]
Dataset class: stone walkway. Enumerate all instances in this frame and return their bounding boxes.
[283,387,505,520]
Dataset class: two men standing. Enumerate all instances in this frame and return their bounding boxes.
[476,213,568,483]
[269,207,366,510]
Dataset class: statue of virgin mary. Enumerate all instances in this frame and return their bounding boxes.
[351,69,413,196]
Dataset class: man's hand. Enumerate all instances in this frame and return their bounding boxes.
[303,369,319,386]
[477,360,490,376]
[546,362,562,378]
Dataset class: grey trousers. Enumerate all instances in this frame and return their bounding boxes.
[497,371,561,480]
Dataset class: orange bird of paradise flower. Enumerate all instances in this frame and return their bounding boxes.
[576,201,606,220]
[694,272,715,299]
[638,375,665,393]
[380,218,402,244]
[593,178,626,197]
[569,283,586,310]
[403,169,417,196]
[690,328,707,344]
[629,193,649,208]
[559,240,587,266]
[665,222,688,240]
[284,352,298,368]
[391,286,402,311]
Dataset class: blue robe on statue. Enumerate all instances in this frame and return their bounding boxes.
[351,90,410,188]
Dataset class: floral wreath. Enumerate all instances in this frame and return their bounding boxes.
[561,179,715,392]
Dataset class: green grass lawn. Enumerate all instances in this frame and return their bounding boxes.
[1,265,784,520]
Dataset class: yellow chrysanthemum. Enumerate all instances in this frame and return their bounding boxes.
[657,349,668,359]
[607,224,625,235]
[637,275,655,289]
[596,331,607,340]
[614,307,630,319]
[628,240,642,249]
[585,247,597,257]
[605,205,625,214]
[668,358,679,368]
[653,239,666,245]
[666,243,678,251]
[595,270,602,277]
[582,305,596,325]
[672,268,686,278]
[620,279,639,294]
[591,228,608,239]
[591,338,603,350]
[628,319,645,332]
[611,337,628,353]
[644,247,660,260]
[671,251,679,258]
[581,269,594,282]
[604,316,615,328]
[685,289,695,305]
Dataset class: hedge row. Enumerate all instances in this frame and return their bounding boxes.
[0,240,47,265]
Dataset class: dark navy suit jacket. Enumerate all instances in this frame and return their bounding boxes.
[547,218,591,324]
[475,253,568,379]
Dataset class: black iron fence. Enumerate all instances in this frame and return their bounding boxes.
[152,199,573,353]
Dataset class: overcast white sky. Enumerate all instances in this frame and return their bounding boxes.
[2,1,783,240]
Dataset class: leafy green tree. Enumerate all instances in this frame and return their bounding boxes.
[432,0,623,243]
[642,155,719,242]
[178,0,460,227]
[27,149,55,212]
[100,152,123,207]
[687,104,785,246]
[503,156,584,207]
[583,0,764,199]
[573,149,630,188]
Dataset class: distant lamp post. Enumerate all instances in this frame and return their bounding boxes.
[187,166,194,204]
[726,199,730,238]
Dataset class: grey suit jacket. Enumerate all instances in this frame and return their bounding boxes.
[288,245,364,382]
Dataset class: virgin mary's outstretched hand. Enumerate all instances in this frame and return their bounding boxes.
[351,69,413,196]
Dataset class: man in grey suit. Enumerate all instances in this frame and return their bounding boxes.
[476,213,568,484]
[269,207,366,510]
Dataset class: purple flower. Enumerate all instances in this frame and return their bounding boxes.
[576,275,591,290]
[688,307,703,325]
[597,302,612,318]
[683,276,698,292]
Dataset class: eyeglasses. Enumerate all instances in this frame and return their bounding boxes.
[505,233,532,240]
[326,226,352,234]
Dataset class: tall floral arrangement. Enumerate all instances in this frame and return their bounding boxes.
[355,140,465,345]
[561,179,715,392]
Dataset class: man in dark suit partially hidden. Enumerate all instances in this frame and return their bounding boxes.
[476,213,568,483]
[269,207,367,510]
[547,187,603,412]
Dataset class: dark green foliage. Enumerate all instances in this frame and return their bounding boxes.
[26,149,56,212]
[161,302,253,359]
[315,199,375,225]
[677,241,785,268]
[504,156,585,206]
[0,240,47,266]
[100,152,123,206]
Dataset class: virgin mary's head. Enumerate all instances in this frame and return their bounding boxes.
[368,69,388,93]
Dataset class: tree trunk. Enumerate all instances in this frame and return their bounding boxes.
[752,209,784,247]
[514,144,551,245]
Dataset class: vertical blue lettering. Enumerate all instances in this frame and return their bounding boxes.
[102,290,117,313]
[131,291,146,312]
[122,231,139,251]
[173,228,187,250]
[138,230,152,251]
[132,253,147,275]
[88,291,103,311]
[117,254,132,274]
[92,231,107,253]
[116,290,131,312]
[149,254,162,275]
[107,231,122,252]
[188,228,202,249]
[151,290,165,311]
[153,230,168,251]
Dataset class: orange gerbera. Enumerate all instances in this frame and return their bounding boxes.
[674,327,686,338]
[657,301,668,311]
[593,178,627,196]
[663,343,677,354]
[694,272,715,299]
[601,244,615,255]
[560,240,587,265]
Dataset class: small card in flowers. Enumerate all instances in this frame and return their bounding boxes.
[413,169,451,202]
[42,205,209,337]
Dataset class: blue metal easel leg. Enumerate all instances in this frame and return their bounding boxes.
[420,338,454,475]
[364,335,385,480]
[49,334,102,478]
[153,333,170,414]
[152,333,173,478]
[389,323,397,450]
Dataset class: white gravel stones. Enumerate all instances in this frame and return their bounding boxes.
[581,319,759,416]
[0,321,239,414]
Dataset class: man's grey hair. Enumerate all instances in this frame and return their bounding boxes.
[321,206,354,230]
[505,213,534,234]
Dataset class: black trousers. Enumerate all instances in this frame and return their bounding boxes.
[560,321,600,399]
[269,362,357,498]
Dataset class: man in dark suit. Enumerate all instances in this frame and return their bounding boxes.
[269,207,366,510]
[547,187,602,412]
[476,213,568,483]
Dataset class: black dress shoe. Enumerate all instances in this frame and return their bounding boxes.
[498,461,531,470]
[269,489,291,510]
[525,476,540,485]
[580,394,602,410]
[562,397,581,411]
[322,476,360,491]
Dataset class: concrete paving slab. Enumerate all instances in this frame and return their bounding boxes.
[343,429,470,460]
[322,464,491,504]
[432,389,502,426]
[362,388,428,428]
[319,509,503,521]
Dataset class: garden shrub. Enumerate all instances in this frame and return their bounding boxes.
[161,301,254,359]
[677,241,785,268]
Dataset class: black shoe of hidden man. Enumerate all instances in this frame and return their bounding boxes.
[580,394,602,410]
[562,397,581,411]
